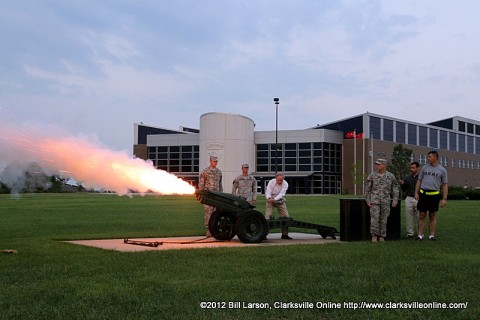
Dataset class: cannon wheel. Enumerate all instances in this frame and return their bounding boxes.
[208,209,236,241]
[235,210,268,243]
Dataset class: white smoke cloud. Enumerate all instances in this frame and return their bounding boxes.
[0,122,195,195]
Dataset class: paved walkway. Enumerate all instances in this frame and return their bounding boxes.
[66,233,340,252]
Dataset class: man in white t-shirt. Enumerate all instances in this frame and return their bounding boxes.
[265,172,292,240]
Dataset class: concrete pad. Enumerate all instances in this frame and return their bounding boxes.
[66,233,340,252]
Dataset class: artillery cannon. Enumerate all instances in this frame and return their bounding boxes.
[195,189,337,244]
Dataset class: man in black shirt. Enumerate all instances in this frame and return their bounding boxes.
[400,162,420,238]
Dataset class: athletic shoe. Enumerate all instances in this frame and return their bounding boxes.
[429,236,436,241]
[416,236,423,241]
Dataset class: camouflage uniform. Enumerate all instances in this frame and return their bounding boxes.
[198,166,223,226]
[232,175,257,204]
[365,171,399,237]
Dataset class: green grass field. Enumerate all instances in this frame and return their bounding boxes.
[0,193,478,320]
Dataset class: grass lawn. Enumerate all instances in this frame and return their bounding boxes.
[0,193,478,320]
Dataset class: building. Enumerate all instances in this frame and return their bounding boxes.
[133,112,480,194]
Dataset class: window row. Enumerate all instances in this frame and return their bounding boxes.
[458,121,480,135]
[148,145,199,173]
[370,117,480,154]
[415,155,480,169]
[256,142,341,173]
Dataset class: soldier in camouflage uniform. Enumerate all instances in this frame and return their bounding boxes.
[365,158,399,242]
[232,164,257,205]
[198,155,223,237]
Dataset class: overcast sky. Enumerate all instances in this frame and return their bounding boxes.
[2,0,480,153]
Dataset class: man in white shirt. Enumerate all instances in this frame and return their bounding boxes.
[265,172,292,239]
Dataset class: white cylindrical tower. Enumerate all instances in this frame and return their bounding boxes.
[199,112,255,192]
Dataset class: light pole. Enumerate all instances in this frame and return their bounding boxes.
[273,98,279,173]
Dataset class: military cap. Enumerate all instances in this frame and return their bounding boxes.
[375,158,387,165]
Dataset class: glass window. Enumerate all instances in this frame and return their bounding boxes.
[256,165,268,172]
[467,123,474,134]
[467,136,474,153]
[270,165,283,172]
[158,152,168,159]
[449,132,457,151]
[284,158,296,164]
[458,121,466,132]
[285,150,297,157]
[158,146,168,152]
[370,117,381,139]
[170,146,179,152]
[299,150,311,157]
[181,166,192,172]
[148,147,156,152]
[458,134,466,152]
[273,143,283,150]
[476,137,480,154]
[313,143,322,149]
[313,150,322,157]
[408,124,417,145]
[181,146,192,152]
[257,158,268,165]
[257,151,269,158]
[383,119,393,142]
[439,131,448,149]
[419,154,427,165]
[429,128,438,148]
[257,144,268,151]
[193,145,199,152]
[299,158,311,164]
[285,143,296,150]
[395,122,405,143]
[476,125,480,136]
[419,127,427,147]
[299,165,311,171]
[284,165,296,171]
[270,150,283,157]
[299,143,311,150]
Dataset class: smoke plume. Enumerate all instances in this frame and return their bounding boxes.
[0,122,195,195]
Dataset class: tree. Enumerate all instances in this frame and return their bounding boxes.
[387,144,413,180]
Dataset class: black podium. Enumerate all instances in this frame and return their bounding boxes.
[339,198,401,241]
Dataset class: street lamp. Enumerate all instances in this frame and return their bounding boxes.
[273,98,280,173]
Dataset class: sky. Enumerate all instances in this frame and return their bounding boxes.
[2,0,480,154]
